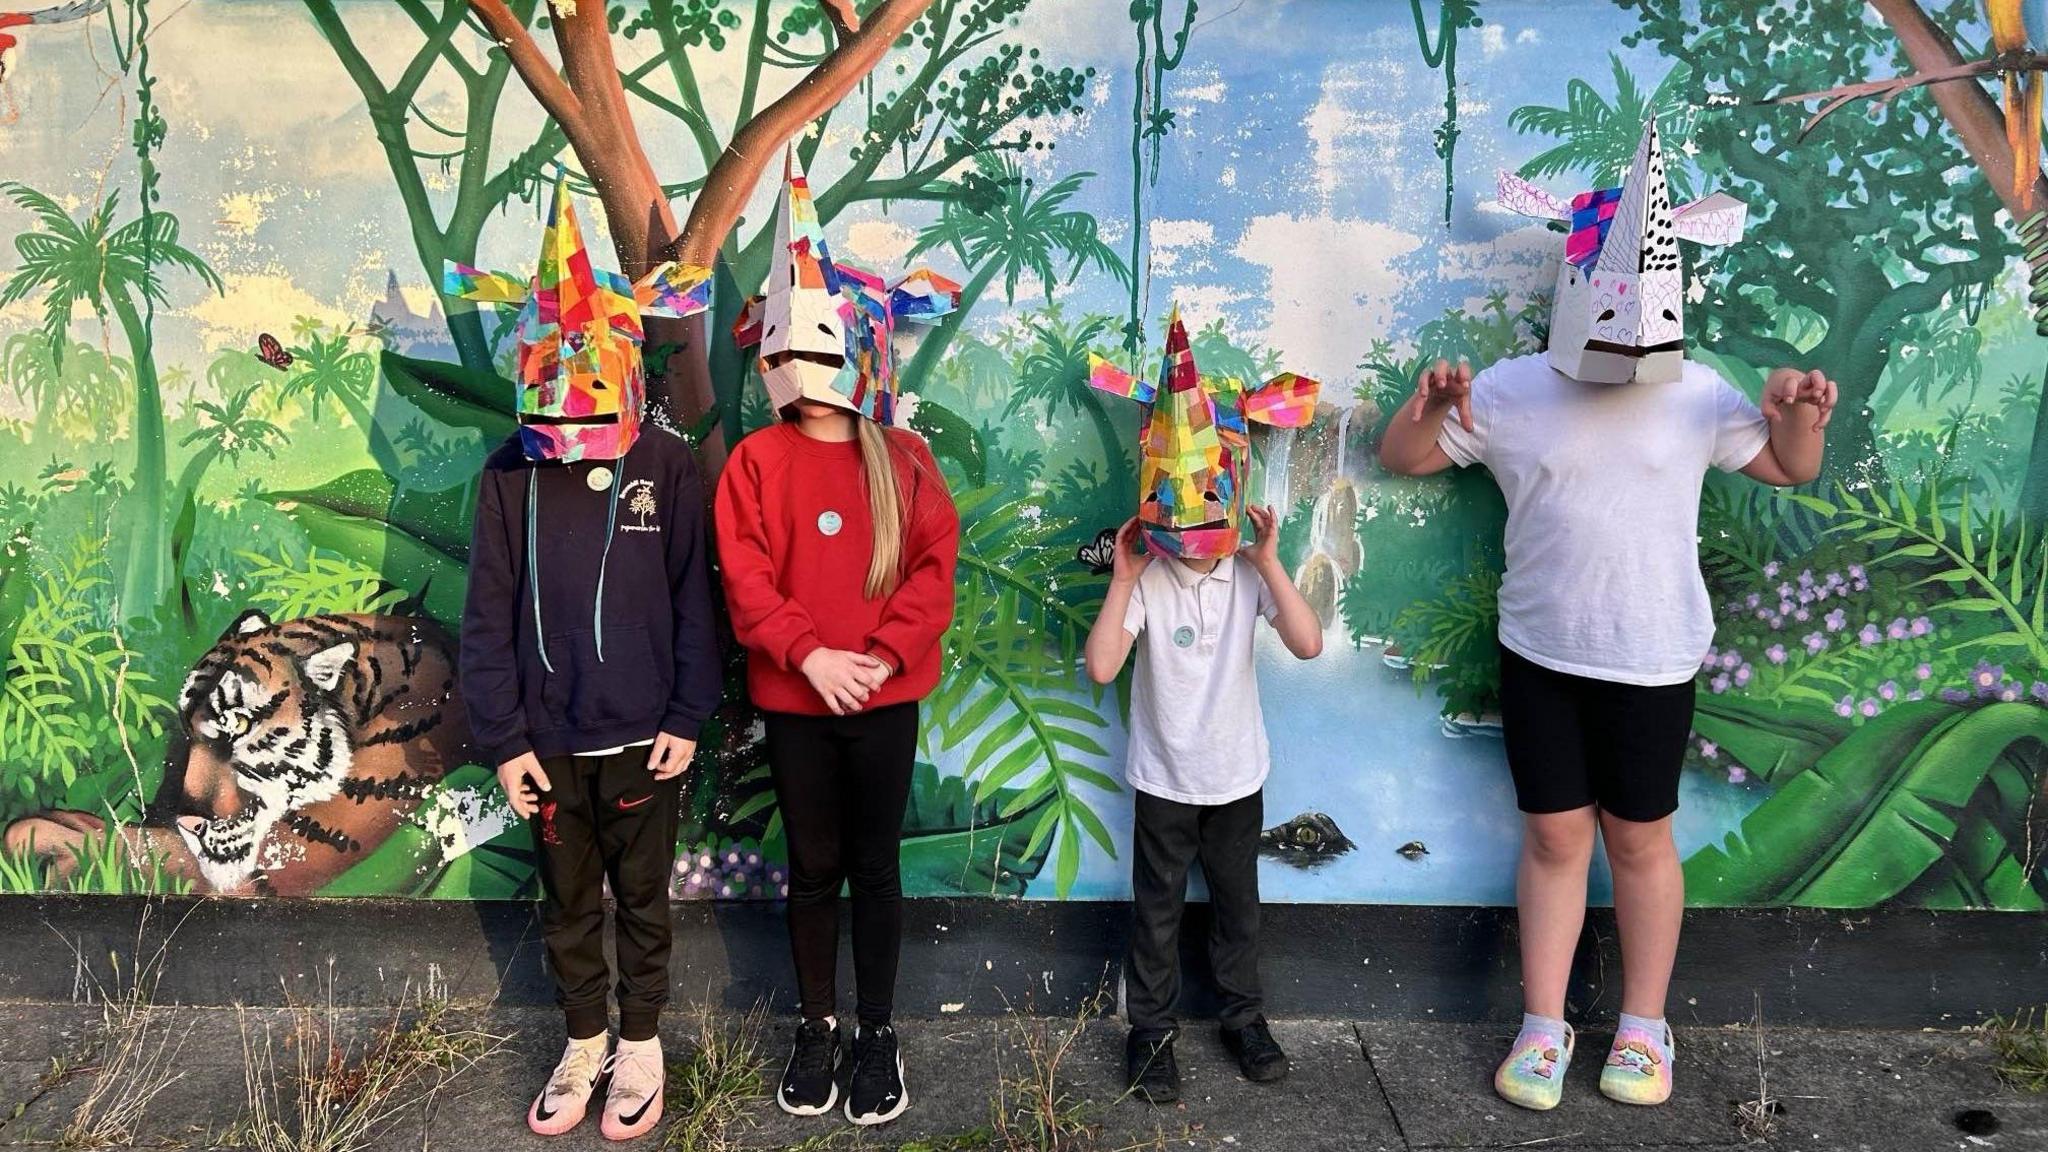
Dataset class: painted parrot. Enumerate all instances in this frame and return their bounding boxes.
[0,1,105,86]
[1988,0,2048,208]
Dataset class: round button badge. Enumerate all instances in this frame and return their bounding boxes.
[817,510,843,537]
[586,466,614,492]
[1172,625,1196,648]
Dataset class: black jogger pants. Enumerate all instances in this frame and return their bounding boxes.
[531,748,681,1041]
[1124,788,1266,1037]
[763,702,919,1027]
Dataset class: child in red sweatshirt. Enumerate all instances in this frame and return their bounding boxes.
[715,400,958,1126]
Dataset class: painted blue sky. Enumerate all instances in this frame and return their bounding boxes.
[0,1,1696,389]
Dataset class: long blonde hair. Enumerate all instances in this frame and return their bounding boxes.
[857,418,907,599]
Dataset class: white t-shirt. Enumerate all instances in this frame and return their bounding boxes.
[1121,554,1281,805]
[1438,354,1770,686]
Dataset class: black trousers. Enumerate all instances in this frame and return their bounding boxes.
[764,702,918,1027]
[1125,788,1265,1037]
[531,749,681,1042]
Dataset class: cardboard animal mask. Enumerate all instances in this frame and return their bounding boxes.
[1088,308,1319,560]
[443,170,713,462]
[1499,120,1747,384]
[733,151,961,426]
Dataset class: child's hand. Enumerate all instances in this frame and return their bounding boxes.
[1763,368,1838,432]
[1246,504,1282,572]
[1110,517,1152,586]
[800,647,888,715]
[496,752,550,818]
[853,651,894,693]
[1413,358,1474,432]
[648,732,697,780]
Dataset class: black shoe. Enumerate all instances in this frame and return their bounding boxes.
[845,1023,909,1125]
[1125,1030,1180,1104]
[778,1017,842,1116]
[1221,1016,1290,1084]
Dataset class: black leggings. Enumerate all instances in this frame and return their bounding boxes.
[764,702,918,1026]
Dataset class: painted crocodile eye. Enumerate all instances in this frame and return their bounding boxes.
[816,322,834,336]
[1598,309,1616,322]
[1662,309,1677,322]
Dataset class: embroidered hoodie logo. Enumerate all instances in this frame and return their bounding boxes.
[621,478,660,533]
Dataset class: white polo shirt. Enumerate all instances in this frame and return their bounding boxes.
[1120,554,1281,805]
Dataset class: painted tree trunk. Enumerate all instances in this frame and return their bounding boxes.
[1867,0,2048,517]
[110,291,168,620]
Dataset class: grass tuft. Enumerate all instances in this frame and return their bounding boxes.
[661,1001,768,1152]
[228,966,506,1152]
[1984,1006,2048,1093]
[56,940,190,1149]
[1733,995,1780,1144]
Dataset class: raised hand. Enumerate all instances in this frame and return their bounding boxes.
[496,752,551,819]
[1111,516,1152,585]
[1413,358,1474,432]
[1762,367,1838,432]
[1246,504,1282,572]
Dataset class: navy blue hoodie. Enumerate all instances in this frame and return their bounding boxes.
[460,428,721,765]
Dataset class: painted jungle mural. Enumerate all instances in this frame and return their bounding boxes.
[0,0,2044,910]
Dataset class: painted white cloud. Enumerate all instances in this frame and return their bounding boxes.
[1164,283,1252,339]
[1149,218,1216,274]
[844,220,921,265]
[1234,213,1424,385]
[184,271,349,353]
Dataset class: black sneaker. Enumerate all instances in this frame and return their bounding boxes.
[777,1017,841,1116]
[1221,1016,1290,1084]
[1125,1029,1180,1104]
[845,1023,909,1125]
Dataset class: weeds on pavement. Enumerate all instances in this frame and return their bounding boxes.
[1733,995,1780,1143]
[53,906,192,1150]
[663,1001,769,1152]
[1983,1006,2048,1093]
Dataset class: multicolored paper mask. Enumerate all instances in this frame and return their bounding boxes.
[733,151,961,426]
[1499,121,1747,385]
[443,170,713,462]
[1089,308,1320,560]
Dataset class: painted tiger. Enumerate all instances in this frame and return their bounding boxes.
[4,609,470,895]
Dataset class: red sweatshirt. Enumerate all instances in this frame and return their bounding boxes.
[714,422,960,715]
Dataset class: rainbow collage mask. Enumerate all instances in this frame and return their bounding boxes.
[1089,308,1319,560]
[444,170,713,462]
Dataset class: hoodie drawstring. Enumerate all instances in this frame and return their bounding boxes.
[593,462,622,662]
[526,467,556,674]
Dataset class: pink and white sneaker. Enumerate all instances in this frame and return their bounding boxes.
[600,1037,666,1141]
[528,1036,608,1136]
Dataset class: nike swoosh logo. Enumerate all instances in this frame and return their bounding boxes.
[619,1092,658,1125]
[616,794,654,810]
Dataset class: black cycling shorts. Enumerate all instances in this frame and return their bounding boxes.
[1497,643,1696,823]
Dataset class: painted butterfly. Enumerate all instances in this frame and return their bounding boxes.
[255,333,293,371]
[1075,525,1119,576]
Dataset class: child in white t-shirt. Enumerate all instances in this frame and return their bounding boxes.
[1379,354,1833,1109]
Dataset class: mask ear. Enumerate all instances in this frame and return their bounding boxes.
[1498,171,1571,221]
[1242,373,1320,428]
[301,643,355,693]
[1672,191,1748,246]
[634,260,715,319]
[441,261,528,306]
[1088,354,1156,404]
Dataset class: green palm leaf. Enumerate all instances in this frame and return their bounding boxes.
[1685,701,2048,908]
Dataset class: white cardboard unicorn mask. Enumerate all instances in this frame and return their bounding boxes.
[1499,121,1748,385]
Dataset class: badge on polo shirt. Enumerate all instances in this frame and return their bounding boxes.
[1172,625,1196,648]
[817,510,843,537]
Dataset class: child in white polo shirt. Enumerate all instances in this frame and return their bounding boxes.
[1083,507,1324,1103]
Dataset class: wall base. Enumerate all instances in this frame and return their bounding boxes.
[0,897,2038,1028]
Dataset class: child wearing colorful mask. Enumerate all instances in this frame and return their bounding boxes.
[714,158,961,1128]
[1081,311,1326,1104]
[455,175,722,1140]
[1377,123,1834,1111]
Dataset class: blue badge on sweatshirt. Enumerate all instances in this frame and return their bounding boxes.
[1172,625,1195,648]
[817,510,843,537]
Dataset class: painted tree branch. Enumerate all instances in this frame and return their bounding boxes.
[677,0,938,266]
[1795,0,2048,219]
